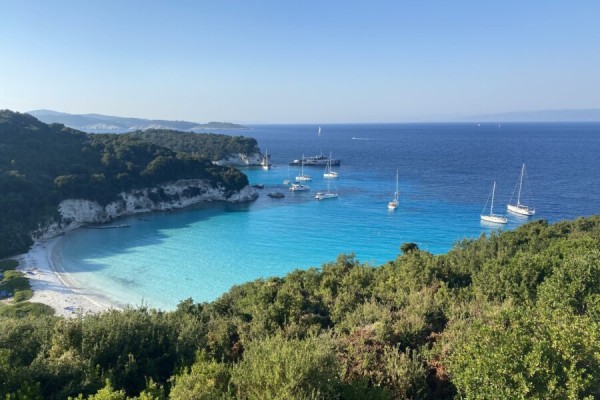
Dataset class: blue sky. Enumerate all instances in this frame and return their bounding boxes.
[1,1,599,123]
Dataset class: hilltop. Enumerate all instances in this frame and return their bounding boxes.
[27,109,245,132]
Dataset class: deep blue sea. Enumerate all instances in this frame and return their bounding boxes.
[54,123,600,310]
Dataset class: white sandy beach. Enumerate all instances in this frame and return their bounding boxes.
[16,236,120,318]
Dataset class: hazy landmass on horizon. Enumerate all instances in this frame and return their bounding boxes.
[27,109,245,132]
[28,108,600,128]
[460,109,600,123]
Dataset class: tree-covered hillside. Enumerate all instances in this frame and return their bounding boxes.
[0,110,250,258]
[1,216,599,399]
[127,129,260,161]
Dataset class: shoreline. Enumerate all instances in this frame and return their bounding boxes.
[14,185,259,318]
[17,236,121,318]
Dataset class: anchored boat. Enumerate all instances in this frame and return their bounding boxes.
[481,181,508,224]
[507,163,536,216]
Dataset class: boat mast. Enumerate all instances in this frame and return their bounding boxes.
[395,169,399,201]
[491,182,496,215]
[517,163,525,206]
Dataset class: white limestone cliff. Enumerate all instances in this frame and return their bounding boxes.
[213,152,263,166]
[33,179,258,240]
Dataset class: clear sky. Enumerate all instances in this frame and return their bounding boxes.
[1,1,599,123]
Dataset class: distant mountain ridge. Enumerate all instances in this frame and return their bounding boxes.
[27,109,245,132]
[461,109,600,122]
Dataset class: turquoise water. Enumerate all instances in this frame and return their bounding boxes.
[55,123,600,310]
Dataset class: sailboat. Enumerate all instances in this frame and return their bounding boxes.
[295,154,312,181]
[315,180,338,200]
[289,182,310,191]
[387,169,399,210]
[323,153,339,178]
[507,163,535,216]
[283,166,291,185]
[481,182,508,224]
[261,149,271,170]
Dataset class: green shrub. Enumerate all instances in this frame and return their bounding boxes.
[12,288,33,302]
[0,301,54,317]
[0,259,19,272]
[445,308,600,399]
[0,269,31,301]
[169,352,233,400]
[231,334,339,400]
[338,328,427,399]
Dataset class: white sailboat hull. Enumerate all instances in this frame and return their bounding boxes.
[261,150,271,169]
[481,181,507,223]
[315,192,338,200]
[296,153,311,181]
[507,164,535,216]
[387,170,399,210]
[323,153,339,178]
[481,214,508,224]
[289,183,310,191]
[507,204,535,216]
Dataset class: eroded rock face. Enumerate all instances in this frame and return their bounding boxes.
[213,152,263,166]
[33,179,258,239]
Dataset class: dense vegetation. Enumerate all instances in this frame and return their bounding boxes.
[127,129,259,161]
[0,259,32,303]
[1,216,599,399]
[0,259,53,318]
[0,110,251,258]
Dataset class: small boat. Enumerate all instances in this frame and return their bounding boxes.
[283,166,291,185]
[295,154,312,181]
[296,174,312,181]
[323,153,339,178]
[481,181,508,224]
[289,154,341,166]
[315,181,338,200]
[267,191,285,198]
[315,192,338,200]
[507,163,535,216]
[261,149,271,170]
[387,169,399,210]
[252,184,265,189]
[289,183,310,191]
